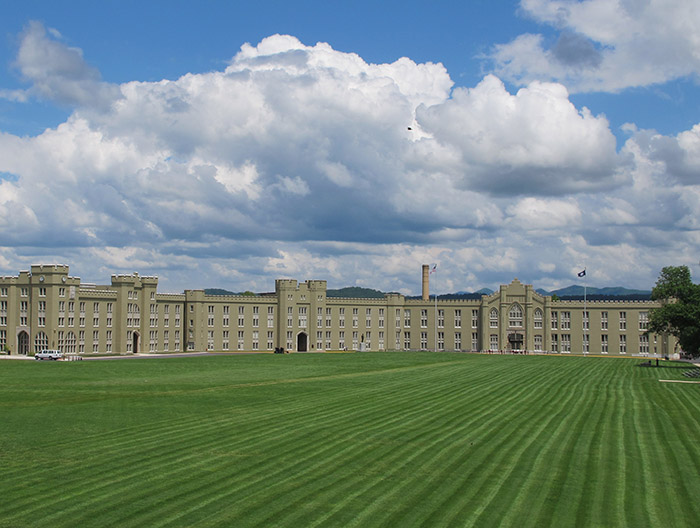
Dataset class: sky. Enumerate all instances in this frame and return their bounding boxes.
[1,0,700,295]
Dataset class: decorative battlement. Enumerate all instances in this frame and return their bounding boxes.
[111,272,158,286]
[31,264,70,274]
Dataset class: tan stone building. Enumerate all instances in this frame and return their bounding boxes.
[0,264,675,357]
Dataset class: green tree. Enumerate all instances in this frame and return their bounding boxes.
[649,266,700,357]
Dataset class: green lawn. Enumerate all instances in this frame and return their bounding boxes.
[1,353,699,527]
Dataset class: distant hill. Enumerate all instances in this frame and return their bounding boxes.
[326,286,385,298]
[206,284,650,300]
[205,288,236,295]
[438,292,486,300]
[204,288,257,296]
[537,285,651,300]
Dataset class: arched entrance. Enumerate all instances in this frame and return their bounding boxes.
[18,331,29,355]
[297,332,308,352]
[508,332,524,351]
[133,331,140,354]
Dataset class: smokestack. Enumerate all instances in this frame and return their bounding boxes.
[422,264,429,301]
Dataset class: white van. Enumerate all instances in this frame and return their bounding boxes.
[35,350,63,360]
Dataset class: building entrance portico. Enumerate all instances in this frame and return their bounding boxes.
[508,332,524,351]
[297,332,308,352]
[17,331,29,355]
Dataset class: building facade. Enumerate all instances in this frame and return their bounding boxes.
[0,264,676,357]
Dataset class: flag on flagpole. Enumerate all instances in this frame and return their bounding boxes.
[430,264,437,274]
[578,269,586,277]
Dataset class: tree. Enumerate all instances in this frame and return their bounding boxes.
[649,266,700,358]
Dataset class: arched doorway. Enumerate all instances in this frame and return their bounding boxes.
[508,332,524,351]
[297,332,308,352]
[133,331,140,354]
[18,331,29,355]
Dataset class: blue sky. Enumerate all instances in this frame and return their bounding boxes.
[1,0,699,294]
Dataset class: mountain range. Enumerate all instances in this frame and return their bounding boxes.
[205,285,652,300]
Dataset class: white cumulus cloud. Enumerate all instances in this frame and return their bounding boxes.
[488,0,700,92]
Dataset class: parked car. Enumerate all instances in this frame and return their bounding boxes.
[35,350,63,360]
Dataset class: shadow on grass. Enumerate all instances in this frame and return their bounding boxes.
[637,361,700,370]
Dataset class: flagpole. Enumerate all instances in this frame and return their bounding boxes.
[430,263,437,352]
[435,291,438,352]
[583,268,587,356]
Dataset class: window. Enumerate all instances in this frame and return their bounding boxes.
[39,287,46,297]
[421,310,428,328]
[339,331,345,350]
[268,306,275,328]
[378,331,384,350]
[455,309,462,328]
[551,334,558,353]
[534,335,542,351]
[619,334,627,354]
[472,332,478,351]
[534,309,543,329]
[582,311,589,330]
[601,311,608,330]
[298,306,307,328]
[472,309,479,329]
[601,334,608,353]
[437,332,444,351]
[420,332,428,350]
[454,332,461,350]
[561,311,570,330]
[639,312,649,331]
[508,304,523,328]
[34,331,48,353]
[366,308,372,328]
[561,334,571,353]
[378,308,384,328]
[583,334,589,353]
[489,334,498,350]
[396,309,401,329]
[639,334,649,355]
[352,308,358,328]
[438,309,444,328]
[489,309,498,328]
[252,306,259,328]
[404,310,411,328]
[551,311,558,330]
[619,312,627,331]
[404,332,411,350]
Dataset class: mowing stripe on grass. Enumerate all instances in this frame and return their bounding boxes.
[2,354,700,527]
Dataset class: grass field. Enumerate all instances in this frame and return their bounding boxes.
[1,352,699,527]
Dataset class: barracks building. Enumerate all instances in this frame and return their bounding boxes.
[0,264,677,358]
